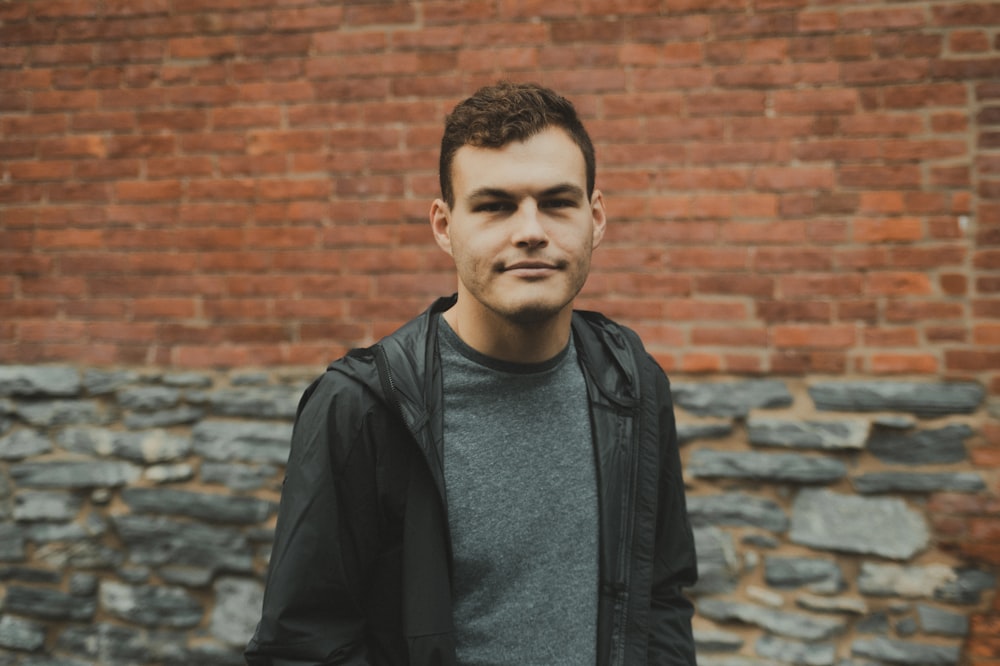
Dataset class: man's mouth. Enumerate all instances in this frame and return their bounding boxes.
[501,261,561,278]
[504,261,558,271]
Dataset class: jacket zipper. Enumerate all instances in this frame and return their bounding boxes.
[374,344,410,430]
[613,406,641,665]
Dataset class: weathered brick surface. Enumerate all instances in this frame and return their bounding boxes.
[0,0,997,395]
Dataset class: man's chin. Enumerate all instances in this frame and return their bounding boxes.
[495,299,572,326]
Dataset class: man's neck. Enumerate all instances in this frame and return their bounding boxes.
[442,302,572,365]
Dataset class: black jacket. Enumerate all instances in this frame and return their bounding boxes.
[246,296,698,665]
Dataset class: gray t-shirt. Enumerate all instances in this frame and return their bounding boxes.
[439,317,599,665]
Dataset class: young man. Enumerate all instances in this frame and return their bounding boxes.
[245,82,698,665]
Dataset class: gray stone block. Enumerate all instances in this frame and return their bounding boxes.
[896,616,918,636]
[161,372,213,388]
[934,568,996,605]
[765,556,843,591]
[0,429,52,460]
[122,488,273,524]
[851,637,960,665]
[211,577,264,646]
[165,644,247,666]
[11,461,141,489]
[677,422,732,445]
[0,566,60,584]
[207,387,300,419]
[796,593,868,615]
[748,417,869,450]
[100,581,204,628]
[201,461,279,491]
[695,628,744,652]
[118,386,182,411]
[230,372,270,386]
[856,611,890,634]
[688,492,789,533]
[34,537,122,571]
[809,381,984,417]
[916,604,969,636]
[858,563,956,598]
[124,405,204,429]
[192,420,293,464]
[59,427,192,464]
[56,622,187,663]
[3,585,96,621]
[160,565,214,587]
[14,491,84,522]
[756,635,836,666]
[26,513,106,543]
[0,366,80,397]
[852,472,985,494]
[710,653,781,666]
[698,599,846,641]
[690,526,740,596]
[0,615,46,652]
[742,533,780,549]
[69,572,99,596]
[83,369,139,395]
[867,425,972,465]
[145,463,195,484]
[672,380,793,418]
[112,515,253,574]
[14,400,104,427]
[689,449,846,484]
[790,489,928,560]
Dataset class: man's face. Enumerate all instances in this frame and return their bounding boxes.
[430,127,606,326]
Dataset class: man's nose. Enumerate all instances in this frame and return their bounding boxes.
[511,201,548,248]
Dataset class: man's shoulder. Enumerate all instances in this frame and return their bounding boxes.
[572,308,648,356]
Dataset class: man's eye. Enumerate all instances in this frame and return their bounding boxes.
[542,199,576,209]
[473,202,512,213]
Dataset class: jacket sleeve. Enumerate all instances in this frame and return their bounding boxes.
[647,366,699,665]
[245,372,382,666]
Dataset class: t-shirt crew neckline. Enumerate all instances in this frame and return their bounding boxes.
[436,313,571,375]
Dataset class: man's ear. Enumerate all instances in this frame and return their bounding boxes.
[429,198,453,256]
[590,189,607,249]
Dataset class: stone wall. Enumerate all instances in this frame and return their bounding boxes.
[0,364,996,665]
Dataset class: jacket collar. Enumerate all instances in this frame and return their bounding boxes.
[376,295,640,430]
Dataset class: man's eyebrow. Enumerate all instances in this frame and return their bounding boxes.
[466,187,517,201]
[465,183,586,201]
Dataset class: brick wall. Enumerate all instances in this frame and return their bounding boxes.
[1,0,998,389]
[1,1,999,664]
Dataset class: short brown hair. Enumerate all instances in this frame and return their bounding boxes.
[438,81,596,207]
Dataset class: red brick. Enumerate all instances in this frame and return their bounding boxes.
[753,166,834,191]
[975,324,1000,345]
[934,3,1000,26]
[947,350,1000,371]
[779,274,863,298]
[887,301,965,322]
[774,89,858,114]
[116,180,182,202]
[867,272,933,296]
[679,353,722,373]
[853,218,924,243]
[771,350,847,374]
[870,353,938,374]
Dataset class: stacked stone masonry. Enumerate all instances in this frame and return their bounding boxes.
[0,364,996,665]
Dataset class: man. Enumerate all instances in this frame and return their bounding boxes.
[245,81,697,665]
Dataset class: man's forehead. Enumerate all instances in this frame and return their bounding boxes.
[451,128,587,197]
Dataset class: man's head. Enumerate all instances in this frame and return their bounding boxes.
[438,81,596,208]
[429,83,606,342]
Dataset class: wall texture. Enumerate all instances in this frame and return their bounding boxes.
[1,1,999,665]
